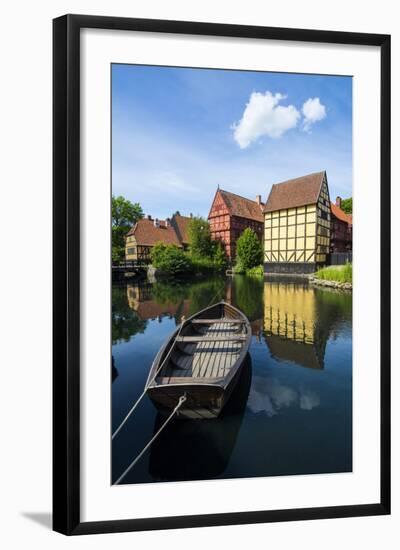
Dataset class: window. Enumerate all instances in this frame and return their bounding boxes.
[127,247,136,255]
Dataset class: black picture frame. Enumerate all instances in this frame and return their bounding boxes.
[53,14,391,535]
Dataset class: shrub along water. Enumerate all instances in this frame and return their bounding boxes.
[234,228,263,275]
[150,240,227,278]
[315,263,352,283]
[245,265,264,277]
[150,243,193,277]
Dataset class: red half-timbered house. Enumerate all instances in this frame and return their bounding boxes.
[208,188,264,261]
[330,197,352,253]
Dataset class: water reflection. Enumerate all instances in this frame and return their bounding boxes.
[248,376,320,416]
[112,275,352,483]
[112,285,147,344]
[149,356,252,481]
[122,277,350,372]
[111,356,118,382]
[263,282,326,369]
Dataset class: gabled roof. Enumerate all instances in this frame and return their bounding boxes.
[331,202,352,225]
[216,189,264,222]
[171,214,191,245]
[264,171,325,213]
[126,218,182,247]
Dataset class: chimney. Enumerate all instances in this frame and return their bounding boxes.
[153,218,159,228]
[336,196,342,208]
[255,195,262,205]
[190,213,193,218]
[147,214,152,220]
[165,218,170,227]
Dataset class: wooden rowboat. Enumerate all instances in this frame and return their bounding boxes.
[145,301,251,419]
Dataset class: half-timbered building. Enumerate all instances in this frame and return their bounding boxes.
[208,188,264,261]
[263,171,331,274]
[125,214,191,262]
[330,197,352,253]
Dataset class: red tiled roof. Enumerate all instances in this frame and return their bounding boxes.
[331,202,352,225]
[264,171,325,213]
[127,218,182,246]
[171,214,191,245]
[218,189,264,222]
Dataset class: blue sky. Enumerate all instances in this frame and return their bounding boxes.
[112,64,352,220]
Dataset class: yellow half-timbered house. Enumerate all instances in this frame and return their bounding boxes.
[263,171,331,274]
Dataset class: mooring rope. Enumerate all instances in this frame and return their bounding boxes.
[205,289,223,309]
[112,321,185,440]
[114,395,187,485]
[112,296,224,440]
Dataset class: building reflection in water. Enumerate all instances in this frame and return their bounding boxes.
[263,281,327,370]
[126,283,191,323]
[125,278,339,371]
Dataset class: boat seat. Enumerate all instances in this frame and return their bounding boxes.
[191,318,245,325]
[176,335,247,343]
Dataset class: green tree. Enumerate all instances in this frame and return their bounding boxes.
[188,216,213,258]
[212,242,227,271]
[235,228,263,271]
[150,243,193,277]
[112,196,144,261]
[341,197,352,214]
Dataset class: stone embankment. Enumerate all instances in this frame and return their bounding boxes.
[309,277,352,291]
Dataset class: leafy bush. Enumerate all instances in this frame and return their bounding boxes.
[246,264,264,277]
[232,261,245,274]
[235,228,263,271]
[315,262,352,283]
[191,255,226,274]
[150,243,193,277]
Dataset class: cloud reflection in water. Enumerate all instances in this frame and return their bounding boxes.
[247,376,320,417]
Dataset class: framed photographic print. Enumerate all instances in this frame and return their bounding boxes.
[53,14,391,535]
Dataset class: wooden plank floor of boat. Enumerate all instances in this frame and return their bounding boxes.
[162,320,243,381]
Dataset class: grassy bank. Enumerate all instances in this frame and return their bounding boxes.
[233,264,264,276]
[315,263,352,283]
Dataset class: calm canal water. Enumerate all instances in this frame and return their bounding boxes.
[112,275,352,485]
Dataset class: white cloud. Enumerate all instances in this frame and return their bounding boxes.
[232,91,300,149]
[113,100,351,219]
[302,97,326,131]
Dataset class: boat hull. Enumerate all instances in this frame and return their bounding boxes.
[147,384,225,419]
[147,358,247,419]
